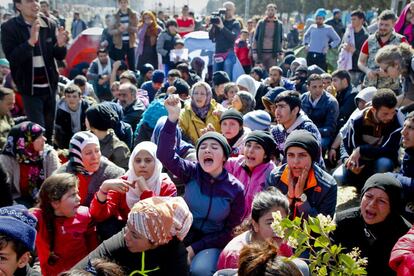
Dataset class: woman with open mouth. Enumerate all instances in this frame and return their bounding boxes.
[333,173,411,275]
[158,94,245,276]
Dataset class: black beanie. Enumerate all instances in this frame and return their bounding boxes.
[361,173,403,214]
[213,71,230,86]
[86,104,119,131]
[173,78,190,95]
[196,132,231,160]
[284,130,319,162]
[220,109,244,126]
[245,130,277,162]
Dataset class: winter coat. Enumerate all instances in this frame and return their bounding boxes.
[90,174,177,222]
[0,145,60,199]
[32,206,98,276]
[0,114,14,150]
[123,99,146,132]
[179,100,222,145]
[56,157,125,206]
[1,15,66,96]
[225,156,276,219]
[99,130,130,170]
[156,29,181,65]
[55,99,90,149]
[266,163,337,218]
[340,107,404,163]
[301,91,339,138]
[109,8,138,49]
[390,224,414,275]
[157,119,245,254]
[334,207,411,276]
[73,229,189,275]
[336,85,357,132]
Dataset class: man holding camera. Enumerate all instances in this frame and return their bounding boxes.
[208,1,240,81]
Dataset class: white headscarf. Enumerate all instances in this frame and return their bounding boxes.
[236,74,261,97]
[126,141,163,209]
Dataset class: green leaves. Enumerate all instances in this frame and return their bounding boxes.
[272,213,367,276]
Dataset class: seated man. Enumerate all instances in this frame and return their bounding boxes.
[86,48,114,102]
[333,88,403,188]
[141,70,165,103]
[0,205,39,276]
[264,66,295,90]
[118,83,146,132]
[301,74,339,153]
[266,130,337,218]
[0,86,15,149]
[270,90,321,162]
[55,85,91,149]
[389,111,414,218]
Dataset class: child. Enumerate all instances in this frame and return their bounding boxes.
[234,29,252,74]
[0,205,39,276]
[221,82,239,108]
[220,109,250,157]
[89,141,177,225]
[157,94,245,276]
[32,173,98,276]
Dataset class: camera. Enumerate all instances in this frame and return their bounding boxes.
[211,8,226,25]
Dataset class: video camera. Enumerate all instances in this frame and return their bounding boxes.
[211,8,226,25]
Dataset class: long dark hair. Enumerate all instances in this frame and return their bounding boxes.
[38,173,78,265]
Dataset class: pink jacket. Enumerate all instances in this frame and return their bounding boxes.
[390,226,414,275]
[225,155,276,219]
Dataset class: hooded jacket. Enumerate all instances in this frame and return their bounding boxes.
[157,119,245,254]
[340,107,404,163]
[55,99,90,149]
[1,14,66,96]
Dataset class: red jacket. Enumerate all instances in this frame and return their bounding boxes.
[234,38,251,66]
[90,173,177,222]
[390,226,414,275]
[32,206,98,276]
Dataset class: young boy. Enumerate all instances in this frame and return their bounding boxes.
[0,205,39,276]
[234,29,252,73]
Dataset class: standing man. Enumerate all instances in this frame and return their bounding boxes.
[109,0,138,71]
[39,1,58,25]
[252,3,283,71]
[176,5,195,37]
[358,10,406,92]
[325,8,345,39]
[338,10,368,87]
[1,0,68,142]
[303,8,341,71]
[209,1,240,81]
[71,12,87,39]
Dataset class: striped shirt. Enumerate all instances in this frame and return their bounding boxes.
[119,12,129,42]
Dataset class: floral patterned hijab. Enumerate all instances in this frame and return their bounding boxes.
[3,122,45,201]
[3,122,45,163]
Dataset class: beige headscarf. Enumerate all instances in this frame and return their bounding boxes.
[128,197,193,245]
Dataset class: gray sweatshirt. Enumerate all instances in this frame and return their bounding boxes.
[303,24,341,54]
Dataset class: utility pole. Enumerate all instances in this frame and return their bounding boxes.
[244,0,250,21]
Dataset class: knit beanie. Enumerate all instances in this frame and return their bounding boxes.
[196,132,231,160]
[245,130,277,162]
[284,130,319,162]
[262,86,286,111]
[0,205,37,251]
[220,109,244,125]
[140,63,154,76]
[213,71,230,86]
[283,54,296,66]
[86,103,119,131]
[243,110,272,131]
[315,8,327,18]
[152,70,165,84]
[173,78,190,95]
[361,173,403,214]
[0,58,9,68]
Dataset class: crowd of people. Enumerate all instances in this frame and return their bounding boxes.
[3,0,414,275]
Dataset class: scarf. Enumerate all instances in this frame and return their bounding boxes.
[3,122,45,200]
[128,197,193,244]
[191,90,212,121]
[126,141,163,209]
[395,4,414,43]
[97,59,112,76]
[136,23,149,57]
[68,131,100,175]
